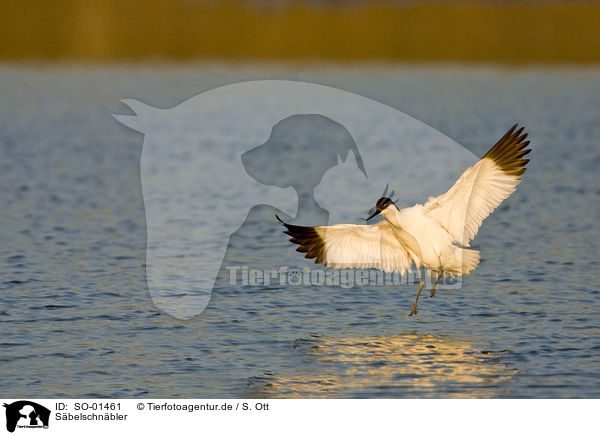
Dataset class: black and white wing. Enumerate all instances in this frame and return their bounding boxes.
[277,216,412,275]
[424,124,531,247]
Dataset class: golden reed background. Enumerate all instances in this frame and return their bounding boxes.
[1,0,599,63]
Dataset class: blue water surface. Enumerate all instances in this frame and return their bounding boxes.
[1,64,599,398]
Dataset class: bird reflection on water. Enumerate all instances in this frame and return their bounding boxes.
[248,334,516,398]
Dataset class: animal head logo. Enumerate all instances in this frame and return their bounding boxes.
[114,80,475,319]
[3,401,50,433]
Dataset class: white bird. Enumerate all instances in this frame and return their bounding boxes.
[277,125,531,315]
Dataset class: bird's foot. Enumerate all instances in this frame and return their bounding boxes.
[430,287,436,298]
[409,304,418,316]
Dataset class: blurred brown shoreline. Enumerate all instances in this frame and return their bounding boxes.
[2,0,599,63]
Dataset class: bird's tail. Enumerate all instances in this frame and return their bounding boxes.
[459,248,480,275]
[441,247,480,277]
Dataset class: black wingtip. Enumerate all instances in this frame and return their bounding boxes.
[483,124,531,178]
[276,218,326,264]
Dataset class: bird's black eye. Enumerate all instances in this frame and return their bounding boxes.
[376,197,391,211]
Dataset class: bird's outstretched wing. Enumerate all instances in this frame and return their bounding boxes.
[277,216,412,275]
[424,124,531,247]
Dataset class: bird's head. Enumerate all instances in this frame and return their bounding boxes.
[365,196,396,220]
[363,184,399,221]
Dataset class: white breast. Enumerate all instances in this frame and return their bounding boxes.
[386,204,455,267]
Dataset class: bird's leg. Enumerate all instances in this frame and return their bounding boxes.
[430,272,440,298]
[431,257,442,298]
[409,267,424,316]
